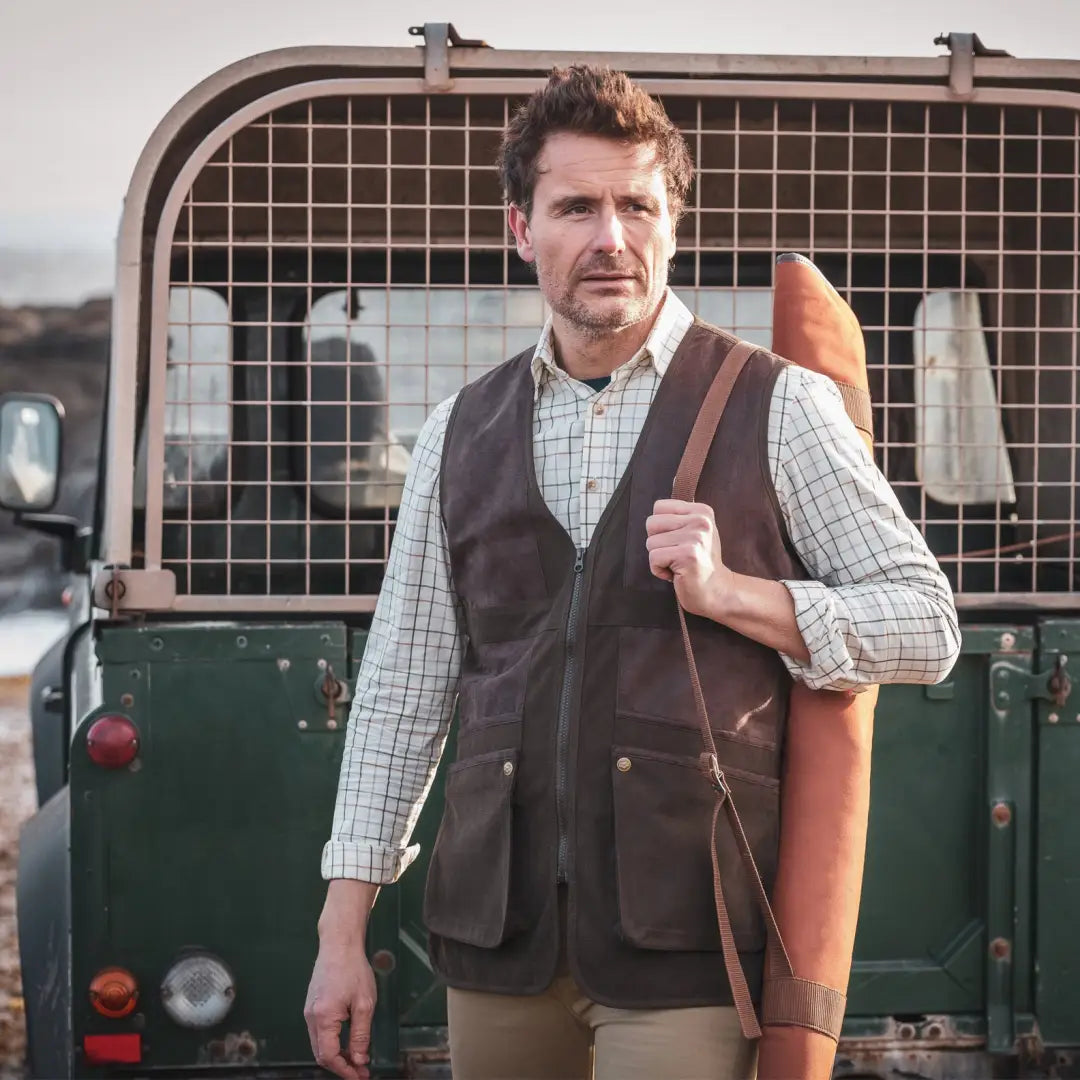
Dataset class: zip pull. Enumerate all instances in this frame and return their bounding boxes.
[574,548,585,574]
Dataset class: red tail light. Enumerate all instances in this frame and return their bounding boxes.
[86,715,140,769]
[89,967,139,1018]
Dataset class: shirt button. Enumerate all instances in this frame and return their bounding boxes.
[593,403,606,416]
[616,756,632,773]
[586,479,598,492]
[503,761,515,776]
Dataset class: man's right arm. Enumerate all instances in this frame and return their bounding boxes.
[321,392,464,886]
[306,394,464,1078]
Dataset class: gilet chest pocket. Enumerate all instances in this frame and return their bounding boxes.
[611,747,779,954]
[423,749,518,948]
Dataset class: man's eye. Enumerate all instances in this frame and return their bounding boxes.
[565,204,589,215]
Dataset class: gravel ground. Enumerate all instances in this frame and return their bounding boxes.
[0,678,33,1080]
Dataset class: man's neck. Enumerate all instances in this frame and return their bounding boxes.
[551,295,667,381]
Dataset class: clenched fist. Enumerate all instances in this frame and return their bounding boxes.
[645,499,735,619]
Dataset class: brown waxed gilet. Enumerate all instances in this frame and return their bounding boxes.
[424,321,807,1008]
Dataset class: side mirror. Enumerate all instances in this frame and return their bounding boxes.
[0,394,64,513]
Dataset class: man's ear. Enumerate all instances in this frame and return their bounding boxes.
[508,204,535,263]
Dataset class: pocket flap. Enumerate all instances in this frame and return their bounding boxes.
[422,749,519,948]
[611,747,778,953]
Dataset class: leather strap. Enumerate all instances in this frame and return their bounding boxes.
[672,338,846,1043]
[835,381,873,441]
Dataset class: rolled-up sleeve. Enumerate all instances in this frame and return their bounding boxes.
[770,365,961,691]
[321,394,463,883]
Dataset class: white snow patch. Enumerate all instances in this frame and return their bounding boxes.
[0,610,68,677]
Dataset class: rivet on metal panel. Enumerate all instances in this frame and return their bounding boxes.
[1000,632,1016,651]
[990,937,1011,960]
[120,693,134,708]
[897,1023,916,1040]
[277,658,290,672]
[991,802,1012,828]
[150,638,164,652]
[298,720,308,731]
[926,1023,943,1040]
[996,691,1010,707]
[129,669,140,680]
[236,636,247,648]
[371,949,397,974]
[1049,713,1060,724]
[317,659,327,670]
[327,719,338,731]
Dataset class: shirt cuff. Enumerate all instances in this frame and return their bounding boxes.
[779,579,866,692]
[321,840,421,884]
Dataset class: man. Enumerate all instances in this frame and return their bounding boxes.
[304,66,960,1080]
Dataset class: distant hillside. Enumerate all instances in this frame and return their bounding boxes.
[0,247,115,307]
[0,298,110,611]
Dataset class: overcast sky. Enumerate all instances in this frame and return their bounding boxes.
[1,0,1079,300]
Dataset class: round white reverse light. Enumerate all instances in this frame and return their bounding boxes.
[161,953,235,1028]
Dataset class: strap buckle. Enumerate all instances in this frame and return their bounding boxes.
[707,754,729,799]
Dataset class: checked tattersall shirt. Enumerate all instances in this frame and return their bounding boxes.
[322,290,961,884]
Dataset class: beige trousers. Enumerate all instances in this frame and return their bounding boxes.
[447,976,757,1080]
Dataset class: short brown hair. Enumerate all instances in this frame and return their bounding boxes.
[498,65,694,223]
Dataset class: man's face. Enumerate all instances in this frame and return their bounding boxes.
[508,133,677,339]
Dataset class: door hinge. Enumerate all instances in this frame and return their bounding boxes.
[92,566,177,616]
[1021,655,1071,706]
[408,22,491,92]
[991,655,1071,712]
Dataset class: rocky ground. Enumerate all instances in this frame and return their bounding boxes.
[0,677,33,1079]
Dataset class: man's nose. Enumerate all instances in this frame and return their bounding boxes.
[592,209,626,254]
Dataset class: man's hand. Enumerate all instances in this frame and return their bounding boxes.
[645,498,812,663]
[304,880,380,1079]
[645,499,734,619]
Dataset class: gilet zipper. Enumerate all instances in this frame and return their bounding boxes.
[555,546,586,883]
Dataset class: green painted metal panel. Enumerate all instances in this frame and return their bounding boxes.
[848,626,1033,1026]
[1035,619,1080,1047]
[72,623,350,1071]
[66,620,1050,1071]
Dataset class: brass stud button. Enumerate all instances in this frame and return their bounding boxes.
[586,478,598,492]
[616,756,632,773]
[503,761,515,776]
[593,403,606,416]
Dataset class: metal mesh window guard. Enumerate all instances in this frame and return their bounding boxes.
[145,89,1079,607]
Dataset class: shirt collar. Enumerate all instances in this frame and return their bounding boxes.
[529,288,695,398]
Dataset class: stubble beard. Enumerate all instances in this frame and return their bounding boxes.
[537,259,665,342]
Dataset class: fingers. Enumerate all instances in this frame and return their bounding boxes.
[348,995,376,1074]
[310,1014,362,1079]
[648,547,675,582]
[647,504,715,539]
[652,499,715,519]
[305,991,365,1080]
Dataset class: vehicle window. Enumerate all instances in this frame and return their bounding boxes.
[134,287,230,514]
[301,287,544,514]
[913,291,1016,506]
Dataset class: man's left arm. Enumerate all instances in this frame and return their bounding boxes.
[647,365,961,690]
[767,364,961,690]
